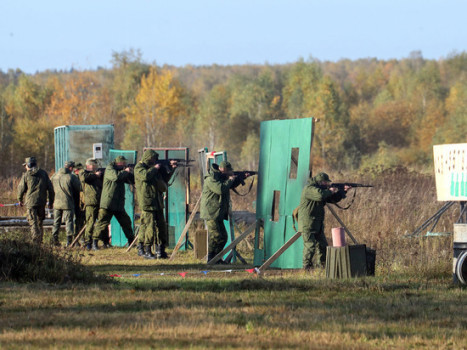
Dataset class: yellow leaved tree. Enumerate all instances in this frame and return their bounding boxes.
[124,67,185,148]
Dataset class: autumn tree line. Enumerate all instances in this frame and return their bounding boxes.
[0,50,465,178]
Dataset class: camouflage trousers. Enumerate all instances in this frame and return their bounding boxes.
[52,209,75,243]
[138,210,168,247]
[94,208,134,245]
[84,205,100,243]
[75,207,85,240]
[206,219,228,256]
[302,222,328,268]
[27,206,45,244]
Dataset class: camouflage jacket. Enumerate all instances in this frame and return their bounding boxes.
[134,153,168,212]
[297,177,346,234]
[200,163,234,221]
[17,167,54,209]
[79,169,103,207]
[50,167,81,210]
[99,161,135,212]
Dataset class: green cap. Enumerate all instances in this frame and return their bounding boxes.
[64,160,75,168]
[115,155,127,164]
[314,172,332,183]
[23,157,37,166]
[219,161,233,171]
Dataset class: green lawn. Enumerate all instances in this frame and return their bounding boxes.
[0,248,466,349]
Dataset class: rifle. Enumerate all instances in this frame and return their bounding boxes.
[155,159,194,168]
[232,171,258,187]
[319,182,373,210]
[230,171,258,196]
[328,182,373,190]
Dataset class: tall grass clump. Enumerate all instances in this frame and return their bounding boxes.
[326,166,455,279]
[0,232,106,284]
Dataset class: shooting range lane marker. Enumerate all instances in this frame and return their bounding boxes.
[108,268,261,278]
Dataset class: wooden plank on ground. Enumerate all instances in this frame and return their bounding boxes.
[69,226,86,248]
[207,222,256,265]
[258,231,302,273]
[169,196,202,261]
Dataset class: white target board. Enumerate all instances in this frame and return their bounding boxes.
[433,143,467,201]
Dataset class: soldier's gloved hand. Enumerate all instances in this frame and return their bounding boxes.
[170,160,178,168]
[229,175,236,181]
[124,167,132,172]
[154,164,161,169]
[329,187,338,193]
[344,185,352,191]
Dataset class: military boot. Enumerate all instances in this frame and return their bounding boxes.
[92,239,99,251]
[85,241,92,251]
[159,245,168,259]
[144,246,156,260]
[65,235,73,248]
[137,242,144,257]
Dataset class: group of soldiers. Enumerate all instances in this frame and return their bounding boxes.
[17,149,177,259]
[199,162,350,268]
[18,151,348,268]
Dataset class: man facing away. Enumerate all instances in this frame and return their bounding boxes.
[79,158,105,250]
[17,156,54,244]
[134,150,177,259]
[298,172,350,270]
[92,155,135,250]
[51,160,81,247]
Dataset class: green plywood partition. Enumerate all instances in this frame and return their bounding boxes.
[254,118,314,269]
[144,148,190,249]
[108,149,137,247]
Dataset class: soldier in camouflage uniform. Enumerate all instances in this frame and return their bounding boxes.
[93,155,135,250]
[78,158,105,250]
[200,161,245,263]
[72,163,86,242]
[17,156,54,244]
[134,150,177,259]
[51,161,81,246]
[298,172,350,270]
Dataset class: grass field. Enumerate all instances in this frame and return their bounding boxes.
[1,168,466,349]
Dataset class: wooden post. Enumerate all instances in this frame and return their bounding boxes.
[258,232,302,273]
[207,222,256,265]
[125,225,141,252]
[169,196,202,261]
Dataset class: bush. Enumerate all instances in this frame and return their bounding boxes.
[0,233,106,284]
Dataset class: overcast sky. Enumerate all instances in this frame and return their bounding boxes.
[1,0,466,73]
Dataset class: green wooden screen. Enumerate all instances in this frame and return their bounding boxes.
[254,118,314,268]
[108,149,137,247]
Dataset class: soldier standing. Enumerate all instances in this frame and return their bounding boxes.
[73,163,86,242]
[51,161,81,247]
[298,172,350,270]
[79,158,104,250]
[17,156,54,244]
[200,161,244,263]
[93,155,135,250]
[134,150,176,259]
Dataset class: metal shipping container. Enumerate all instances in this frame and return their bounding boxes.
[54,124,114,171]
